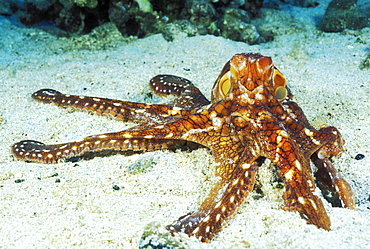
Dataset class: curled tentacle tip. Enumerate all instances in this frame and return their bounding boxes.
[12,140,46,152]
[32,89,61,100]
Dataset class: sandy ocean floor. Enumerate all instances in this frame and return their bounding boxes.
[1,1,370,248]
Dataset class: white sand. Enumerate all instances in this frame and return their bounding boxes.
[1,2,370,248]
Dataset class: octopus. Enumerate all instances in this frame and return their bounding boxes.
[12,53,355,242]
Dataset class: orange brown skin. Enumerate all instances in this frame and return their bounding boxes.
[12,53,355,242]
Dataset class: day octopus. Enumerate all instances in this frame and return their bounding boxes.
[12,53,355,242]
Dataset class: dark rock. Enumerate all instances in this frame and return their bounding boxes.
[162,20,200,41]
[219,7,261,44]
[282,0,319,7]
[184,0,216,27]
[0,0,18,16]
[320,0,367,32]
[360,53,370,70]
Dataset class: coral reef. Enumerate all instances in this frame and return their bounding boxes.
[0,1,17,16]
[320,0,367,32]
[281,0,319,7]
[7,0,363,44]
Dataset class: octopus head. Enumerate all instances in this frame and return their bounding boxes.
[212,53,290,104]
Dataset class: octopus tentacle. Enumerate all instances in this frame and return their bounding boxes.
[167,151,260,242]
[32,89,197,123]
[311,126,355,209]
[268,129,331,230]
[312,153,355,209]
[12,111,212,164]
[150,75,210,109]
[12,134,182,164]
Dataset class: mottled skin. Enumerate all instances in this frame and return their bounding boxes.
[12,53,354,242]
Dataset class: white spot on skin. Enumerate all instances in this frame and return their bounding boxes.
[274,148,281,163]
[211,117,223,129]
[203,215,210,222]
[168,109,180,115]
[123,134,133,138]
[93,98,101,102]
[135,109,146,114]
[311,138,321,145]
[276,135,282,144]
[298,196,305,204]
[295,160,302,171]
[307,180,313,188]
[215,213,221,222]
[279,130,289,138]
[255,93,264,100]
[214,202,221,209]
[310,199,318,210]
[144,135,154,139]
[285,169,294,180]
[165,133,174,138]
[304,128,314,137]
[209,111,217,118]
[241,163,251,169]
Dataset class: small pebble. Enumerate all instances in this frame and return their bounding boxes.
[112,185,120,190]
[354,154,365,160]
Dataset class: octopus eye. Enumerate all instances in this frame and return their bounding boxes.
[218,72,232,97]
[273,67,286,88]
[273,67,287,102]
[275,86,288,102]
